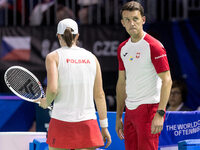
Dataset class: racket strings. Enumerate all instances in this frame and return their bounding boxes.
[5,68,42,100]
[7,69,22,84]
[9,69,40,99]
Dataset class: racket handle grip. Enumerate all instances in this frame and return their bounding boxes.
[48,106,53,110]
[36,101,52,110]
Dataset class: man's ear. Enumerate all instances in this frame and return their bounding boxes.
[142,16,146,25]
[121,19,125,27]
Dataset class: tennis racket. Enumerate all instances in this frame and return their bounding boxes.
[4,66,52,110]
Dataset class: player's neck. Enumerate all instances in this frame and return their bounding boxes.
[131,31,144,43]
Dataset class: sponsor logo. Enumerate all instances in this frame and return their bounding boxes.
[123,52,128,57]
[66,59,90,64]
[129,56,134,61]
[128,52,140,62]
[18,79,37,96]
[155,54,166,59]
[136,52,140,58]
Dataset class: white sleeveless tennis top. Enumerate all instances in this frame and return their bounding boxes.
[51,46,97,122]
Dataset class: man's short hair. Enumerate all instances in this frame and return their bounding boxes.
[120,1,144,18]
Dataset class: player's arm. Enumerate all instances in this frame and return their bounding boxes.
[93,56,111,148]
[116,70,126,139]
[151,70,172,134]
[93,56,107,122]
[35,52,58,109]
[45,52,59,106]
[116,71,126,119]
[157,70,172,111]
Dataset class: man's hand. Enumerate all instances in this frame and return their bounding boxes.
[101,128,112,148]
[151,113,164,134]
[115,117,124,140]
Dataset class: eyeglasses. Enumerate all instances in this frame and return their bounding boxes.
[170,91,181,96]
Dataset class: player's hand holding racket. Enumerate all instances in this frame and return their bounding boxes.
[34,97,49,109]
[4,66,52,110]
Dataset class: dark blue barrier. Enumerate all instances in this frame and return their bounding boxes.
[1,96,200,149]
[0,95,36,131]
[159,111,200,147]
[29,138,48,150]
[97,112,125,150]
[32,111,200,150]
[100,111,200,149]
[178,139,200,150]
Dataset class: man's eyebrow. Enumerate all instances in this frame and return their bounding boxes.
[123,16,138,19]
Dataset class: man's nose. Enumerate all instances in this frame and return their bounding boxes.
[130,20,135,26]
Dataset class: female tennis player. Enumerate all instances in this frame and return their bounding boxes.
[35,18,111,150]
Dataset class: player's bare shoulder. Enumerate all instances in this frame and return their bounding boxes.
[46,50,59,63]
